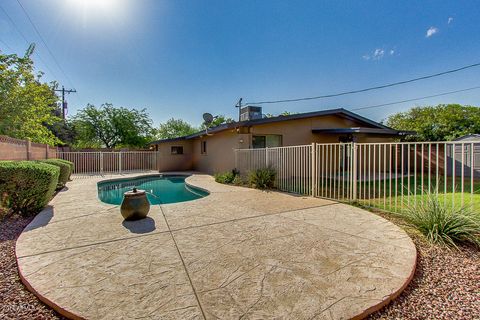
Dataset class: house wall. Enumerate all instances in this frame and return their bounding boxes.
[249,115,396,145]
[156,140,194,171]
[153,114,397,174]
[191,131,250,174]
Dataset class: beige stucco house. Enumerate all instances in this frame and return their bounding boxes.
[150,108,410,174]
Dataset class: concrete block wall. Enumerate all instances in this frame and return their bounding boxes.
[0,135,57,161]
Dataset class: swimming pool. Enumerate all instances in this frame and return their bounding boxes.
[97,175,209,205]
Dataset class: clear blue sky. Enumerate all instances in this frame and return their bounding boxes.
[1,0,479,127]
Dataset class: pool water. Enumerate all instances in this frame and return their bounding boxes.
[97,175,209,205]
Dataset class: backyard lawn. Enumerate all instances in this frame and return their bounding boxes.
[311,175,480,212]
[357,176,480,212]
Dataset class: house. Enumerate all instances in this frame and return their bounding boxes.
[448,134,480,177]
[453,134,480,142]
[150,107,411,174]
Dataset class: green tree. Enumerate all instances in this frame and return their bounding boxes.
[0,45,61,145]
[265,111,296,118]
[157,118,198,139]
[71,103,155,148]
[386,104,480,141]
[201,115,234,129]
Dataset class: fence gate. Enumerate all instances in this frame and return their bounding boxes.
[312,143,356,201]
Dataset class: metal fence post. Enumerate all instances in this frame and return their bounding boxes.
[234,149,238,169]
[311,142,316,196]
[266,147,269,167]
[100,152,104,175]
[351,142,358,201]
[119,152,122,174]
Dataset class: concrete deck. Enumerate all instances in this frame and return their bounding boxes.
[16,173,416,320]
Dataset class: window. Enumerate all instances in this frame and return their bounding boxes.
[252,136,266,149]
[171,146,183,155]
[201,141,207,154]
[252,135,282,148]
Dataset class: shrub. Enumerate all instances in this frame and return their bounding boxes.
[0,161,60,216]
[248,167,276,190]
[53,159,74,180]
[232,174,244,186]
[38,159,71,188]
[401,193,480,248]
[214,171,236,184]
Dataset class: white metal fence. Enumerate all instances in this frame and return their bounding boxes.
[56,151,158,175]
[235,141,480,213]
[236,145,313,194]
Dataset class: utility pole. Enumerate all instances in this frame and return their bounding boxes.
[235,98,243,122]
[54,86,76,119]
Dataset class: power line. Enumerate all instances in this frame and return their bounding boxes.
[54,86,77,119]
[0,4,59,79]
[15,0,75,89]
[0,38,13,51]
[349,85,480,111]
[246,62,480,105]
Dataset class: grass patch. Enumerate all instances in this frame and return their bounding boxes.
[398,193,480,248]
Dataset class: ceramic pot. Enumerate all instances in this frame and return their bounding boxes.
[120,188,150,220]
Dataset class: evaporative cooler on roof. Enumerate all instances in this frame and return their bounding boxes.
[240,106,263,121]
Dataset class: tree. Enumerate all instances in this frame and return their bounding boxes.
[201,115,234,129]
[265,111,296,118]
[71,103,155,148]
[157,118,198,139]
[385,104,480,141]
[48,119,77,146]
[0,45,61,145]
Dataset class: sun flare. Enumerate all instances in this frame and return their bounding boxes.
[67,0,117,11]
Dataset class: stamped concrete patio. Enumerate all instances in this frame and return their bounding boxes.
[16,173,416,320]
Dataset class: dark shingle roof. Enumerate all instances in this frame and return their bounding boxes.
[150,108,405,144]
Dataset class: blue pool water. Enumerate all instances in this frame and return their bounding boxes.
[97,175,209,205]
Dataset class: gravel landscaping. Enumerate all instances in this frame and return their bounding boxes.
[368,212,480,320]
[0,214,64,320]
[1,209,479,320]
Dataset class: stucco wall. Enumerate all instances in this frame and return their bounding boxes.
[191,130,247,174]
[250,115,395,144]
[156,140,194,171]
[153,114,397,174]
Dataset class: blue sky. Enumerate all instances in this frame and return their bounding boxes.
[1,0,479,126]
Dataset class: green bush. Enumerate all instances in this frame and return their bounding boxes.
[53,159,74,180]
[38,159,71,188]
[401,193,480,248]
[248,167,276,190]
[0,161,60,216]
[232,174,244,186]
[214,171,236,184]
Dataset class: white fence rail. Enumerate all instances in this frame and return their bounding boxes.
[56,151,158,175]
[235,141,480,213]
[235,145,312,194]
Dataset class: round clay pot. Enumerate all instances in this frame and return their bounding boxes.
[120,188,150,221]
